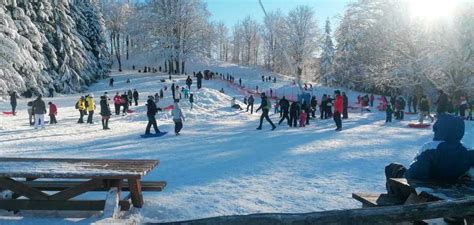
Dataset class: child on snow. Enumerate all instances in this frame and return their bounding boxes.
[27,101,34,125]
[171,102,185,135]
[385,104,393,123]
[299,110,307,127]
[48,102,57,124]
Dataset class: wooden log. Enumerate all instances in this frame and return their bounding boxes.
[0,199,130,211]
[20,180,166,192]
[48,179,104,200]
[128,178,144,208]
[0,177,49,200]
[155,197,474,225]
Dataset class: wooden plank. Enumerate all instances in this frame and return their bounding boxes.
[155,197,474,225]
[0,199,131,211]
[0,177,49,200]
[21,180,166,192]
[128,178,144,208]
[352,193,404,207]
[389,178,474,201]
[48,179,104,200]
[0,158,160,179]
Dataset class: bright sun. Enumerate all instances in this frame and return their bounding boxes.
[409,0,458,20]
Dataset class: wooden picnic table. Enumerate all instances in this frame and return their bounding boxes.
[0,157,163,216]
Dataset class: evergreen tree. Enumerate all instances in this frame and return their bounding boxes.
[319,18,334,86]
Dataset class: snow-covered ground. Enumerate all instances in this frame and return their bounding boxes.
[0,66,472,224]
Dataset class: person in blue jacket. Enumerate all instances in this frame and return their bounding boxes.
[385,114,473,194]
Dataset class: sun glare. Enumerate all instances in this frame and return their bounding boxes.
[409,0,457,20]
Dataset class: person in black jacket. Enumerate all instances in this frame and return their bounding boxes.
[196,72,203,89]
[278,96,290,125]
[186,76,193,90]
[100,95,111,129]
[310,96,318,118]
[436,90,449,114]
[247,95,254,114]
[320,94,327,119]
[121,92,129,114]
[171,83,176,100]
[342,92,349,119]
[289,101,300,127]
[32,94,47,129]
[256,93,276,130]
[133,89,139,106]
[145,96,162,135]
[10,91,18,115]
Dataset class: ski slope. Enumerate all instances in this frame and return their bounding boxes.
[0,68,472,224]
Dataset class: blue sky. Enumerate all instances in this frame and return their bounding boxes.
[203,0,351,29]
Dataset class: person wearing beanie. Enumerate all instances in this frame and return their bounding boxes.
[385,114,473,195]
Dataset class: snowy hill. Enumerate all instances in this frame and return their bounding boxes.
[0,69,472,224]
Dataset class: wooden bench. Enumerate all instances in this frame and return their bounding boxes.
[0,157,166,218]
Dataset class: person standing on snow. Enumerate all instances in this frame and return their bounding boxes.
[127,90,133,107]
[145,96,162,135]
[256,93,276,130]
[289,101,300,127]
[186,76,193,90]
[196,71,203,89]
[109,78,114,87]
[27,101,34,125]
[342,92,349,119]
[333,90,343,131]
[76,96,86,123]
[436,90,449,115]
[385,104,393,123]
[369,94,375,107]
[32,94,47,129]
[48,102,57,124]
[121,92,129,115]
[171,102,185,135]
[86,94,96,124]
[299,109,307,127]
[396,96,406,120]
[113,92,121,115]
[247,95,254,114]
[419,95,434,124]
[310,96,318,119]
[9,91,18,115]
[189,93,194,110]
[133,89,139,106]
[100,95,111,130]
[171,83,176,100]
[278,96,290,125]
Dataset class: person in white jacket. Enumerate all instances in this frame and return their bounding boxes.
[171,102,185,135]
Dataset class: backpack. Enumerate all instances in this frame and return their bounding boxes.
[75,101,80,109]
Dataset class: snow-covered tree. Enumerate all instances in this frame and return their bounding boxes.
[319,18,334,85]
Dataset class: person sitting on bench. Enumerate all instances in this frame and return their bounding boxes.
[385,114,473,193]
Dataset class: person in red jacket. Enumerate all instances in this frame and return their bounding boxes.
[48,102,57,124]
[333,90,343,131]
[113,92,121,115]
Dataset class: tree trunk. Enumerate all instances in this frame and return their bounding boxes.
[126,35,129,60]
[110,33,114,56]
[181,61,185,74]
[168,59,172,75]
[115,33,122,72]
[175,59,180,74]
[164,61,167,72]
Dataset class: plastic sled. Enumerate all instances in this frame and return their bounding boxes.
[163,105,174,110]
[127,109,134,113]
[2,112,13,115]
[140,132,168,138]
[408,123,430,128]
[405,112,417,115]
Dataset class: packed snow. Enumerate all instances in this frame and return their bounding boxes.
[0,66,472,224]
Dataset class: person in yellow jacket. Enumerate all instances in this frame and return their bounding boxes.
[76,96,86,123]
[86,93,96,124]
